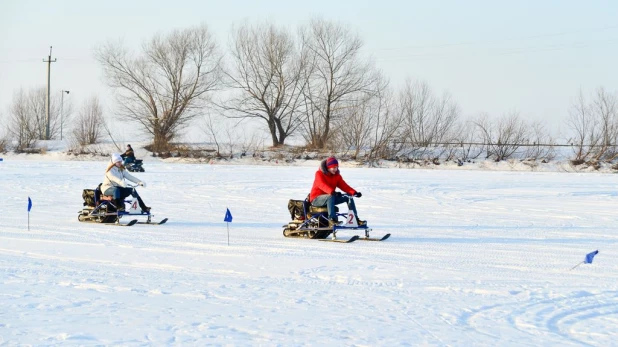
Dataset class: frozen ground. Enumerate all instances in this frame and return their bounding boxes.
[1,157,617,346]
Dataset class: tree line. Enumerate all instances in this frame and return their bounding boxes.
[1,19,617,165]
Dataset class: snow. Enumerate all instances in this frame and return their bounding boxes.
[1,155,617,346]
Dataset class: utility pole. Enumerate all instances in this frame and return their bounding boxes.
[43,46,57,140]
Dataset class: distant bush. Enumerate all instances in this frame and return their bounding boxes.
[0,136,8,153]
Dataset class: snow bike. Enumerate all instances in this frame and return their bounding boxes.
[283,194,389,243]
[78,184,166,226]
[125,159,145,172]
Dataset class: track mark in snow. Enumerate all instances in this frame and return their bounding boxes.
[462,290,618,345]
[295,265,405,290]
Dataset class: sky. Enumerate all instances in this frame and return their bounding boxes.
[1,0,617,142]
[1,155,617,345]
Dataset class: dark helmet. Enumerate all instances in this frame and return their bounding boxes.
[127,144,132,148]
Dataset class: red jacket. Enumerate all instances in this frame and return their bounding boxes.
[309,160,356,202]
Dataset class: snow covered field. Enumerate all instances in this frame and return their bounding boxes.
[1,158,617,346]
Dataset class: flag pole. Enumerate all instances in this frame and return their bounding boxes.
[570,250,600,270]
[223,207,232,246]
[570,261,584,271]
[27,196,32,231]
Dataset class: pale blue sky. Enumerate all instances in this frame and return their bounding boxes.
[1,0,617,141]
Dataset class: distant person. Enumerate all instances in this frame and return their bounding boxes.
[120,144,135,165]
[101,153,149,212]
[309,156,365,227]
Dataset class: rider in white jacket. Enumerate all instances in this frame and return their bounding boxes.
[102,153,149,212]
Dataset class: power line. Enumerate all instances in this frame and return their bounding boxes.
[0,59,41,63]
[373,38,618,62]
[372,24,618,52]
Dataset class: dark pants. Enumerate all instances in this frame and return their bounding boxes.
[311,194,359,220]
[104,187,148,210]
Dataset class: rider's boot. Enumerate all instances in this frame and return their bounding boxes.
[135,194,150,212]
[328,218,342,228]
[114,199,125,212]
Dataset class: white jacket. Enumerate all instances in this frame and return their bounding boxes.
[101,165,141,193]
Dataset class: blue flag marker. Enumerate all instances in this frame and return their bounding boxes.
[224,208,233,222]
[27,196,32,230]
[585,250,599,264]
[224,208,233,246]
[571,250,600,270]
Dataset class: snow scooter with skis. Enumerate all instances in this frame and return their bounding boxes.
[283,194,389,243]
[78,184,167,226]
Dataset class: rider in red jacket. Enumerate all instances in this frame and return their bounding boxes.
[309,156,365,226]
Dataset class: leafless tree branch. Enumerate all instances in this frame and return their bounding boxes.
[96,24,223,152]
[72,96,106,146]
[299,18,379,149]
[220,21,307,147]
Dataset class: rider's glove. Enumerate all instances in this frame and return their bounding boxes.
[353,192,362,198]
[139,181,146,187]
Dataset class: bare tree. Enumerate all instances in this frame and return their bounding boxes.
[334,73,400,160]
[451,120,485,162]
[396,80,461,160]
[97,24,223,152]
[72,96,105,146]
[398,80,460,145]
[0,136,7,153]
[567,90,603,162]
[365,86,404,162]
[58,92,74,141]
[591,87,618,161]
[475,112,530,162]
[6,87,69,144]
[0,112,9,152]
[299,18,379,149]
[201,114,223,157]
[222,22,307,147]
[28,88,48,140]
[330,96,373,157]
[523,122,556,161]
[7,89,38,150]
[222,124,237,158]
